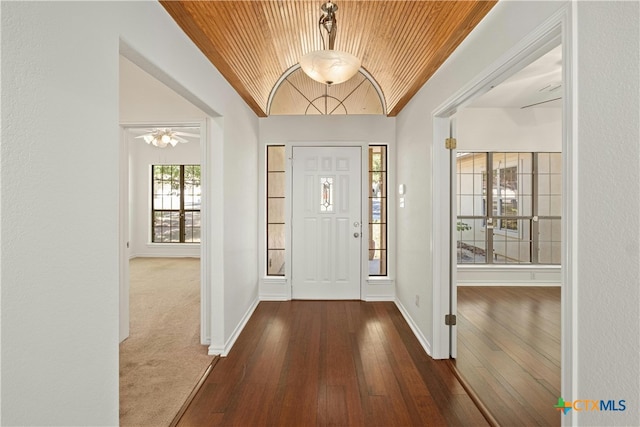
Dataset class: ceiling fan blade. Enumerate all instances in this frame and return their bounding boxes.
[173,132,200,138]
[173,136,189,143]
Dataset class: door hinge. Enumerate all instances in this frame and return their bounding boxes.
[445,137,457,150]
[445,314,457,326]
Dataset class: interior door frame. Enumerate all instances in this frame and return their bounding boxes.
[430,7,576,425]
[286,141,369,300]
[447,118,458,358]
[118,120,210,345]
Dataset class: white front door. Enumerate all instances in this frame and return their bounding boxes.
[291,146,362,299]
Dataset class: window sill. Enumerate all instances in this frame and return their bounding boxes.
[146,242,201,248]
[457,264,560,270]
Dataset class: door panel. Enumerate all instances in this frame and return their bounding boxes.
[292,146,362,299]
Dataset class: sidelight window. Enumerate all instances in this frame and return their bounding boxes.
[369,145,387,276]
[267,145,286,276]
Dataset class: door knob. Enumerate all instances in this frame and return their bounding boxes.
[354,232,360,238]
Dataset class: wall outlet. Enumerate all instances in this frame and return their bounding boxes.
[415,294,419,307]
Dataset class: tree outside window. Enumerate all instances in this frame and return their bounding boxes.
[152,165,201,243]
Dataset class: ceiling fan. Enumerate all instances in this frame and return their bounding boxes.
[132,127,199,148]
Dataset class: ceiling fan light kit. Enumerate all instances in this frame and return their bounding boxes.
[134,128,198,148]
[300,1,361,85]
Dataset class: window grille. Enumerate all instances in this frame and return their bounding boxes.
[369,145,388,275]
[152,165,201,243]
[457,152,561,264]
[267,146,286,276]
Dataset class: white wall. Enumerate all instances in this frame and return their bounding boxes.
[1,2,258,425]
[457,107,562,152]
[260,115,396,143]
[396,0,639,424]
[120,56,209,123]
[575,2,639,425]
[258,115,397,300]
[220,104,260,352]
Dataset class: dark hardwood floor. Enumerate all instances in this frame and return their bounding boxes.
[454,286,561,426]
[177,301,489,426]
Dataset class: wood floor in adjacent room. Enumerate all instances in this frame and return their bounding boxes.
[454,286,561,426]
[177,301,489,427]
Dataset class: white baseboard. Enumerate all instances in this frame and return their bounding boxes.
[129,253,201,259]
[365,278,395,301]
[208,297,259,357]
[394,298,432,356]
[259,279,289,300]
[259,295,289,301]
[365,296,396,302]
[458,282,560,287]
[201,332,211,346]
[206,295,431,361]
[457,266,561,286]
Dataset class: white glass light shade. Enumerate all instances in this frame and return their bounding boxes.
[150,133,178,147]
[154,138,169,148]
[136,128,192,148]
[299,50,361,85]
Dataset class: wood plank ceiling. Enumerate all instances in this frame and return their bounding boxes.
[160,1,497,117]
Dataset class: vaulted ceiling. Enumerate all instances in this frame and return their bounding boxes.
[160,0,497,117]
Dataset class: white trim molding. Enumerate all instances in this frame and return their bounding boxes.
[259,277,289,301]
[395,298,432,356]
[208,298,259,357]
[561,4,578,426]
[199,118,212,345]
[457,265,561,286]
[365,277,395,301]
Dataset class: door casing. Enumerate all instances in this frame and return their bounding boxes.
[118,120,210,345]
[431,5,576,424]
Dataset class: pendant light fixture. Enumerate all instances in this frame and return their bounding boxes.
[299,1,361,85]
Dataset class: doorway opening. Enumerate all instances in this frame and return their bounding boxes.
[454,45,563,426]
[120,123,204,339]
[453,55,563,421]
[432,10,574,424]
[119,124,212,425]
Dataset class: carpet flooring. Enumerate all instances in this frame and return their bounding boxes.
[120,257,214,427]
